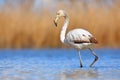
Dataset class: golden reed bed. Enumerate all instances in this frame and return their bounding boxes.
[0,1,120,48]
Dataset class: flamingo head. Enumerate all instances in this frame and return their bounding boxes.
[54,10,67,27]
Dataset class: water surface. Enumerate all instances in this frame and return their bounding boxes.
[0,48,120,80]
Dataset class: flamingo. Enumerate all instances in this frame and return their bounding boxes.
[54,10,98,68]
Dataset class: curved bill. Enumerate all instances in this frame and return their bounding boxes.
[54,20,57,27]
[54,16,59,27]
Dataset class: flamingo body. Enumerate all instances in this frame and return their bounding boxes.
[65,28,96,49]
[54,10,98,68]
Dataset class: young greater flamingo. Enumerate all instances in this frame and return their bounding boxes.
[54,10,98,68]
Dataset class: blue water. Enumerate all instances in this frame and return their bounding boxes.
[0,48,120,80]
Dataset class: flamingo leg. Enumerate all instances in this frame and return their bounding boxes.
[89,48,98,67]
[78,50,83,68]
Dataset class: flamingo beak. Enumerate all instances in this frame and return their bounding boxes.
[54,16,59,27]
[54,20,57,27]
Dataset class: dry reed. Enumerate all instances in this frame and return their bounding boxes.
[0,1,120,48]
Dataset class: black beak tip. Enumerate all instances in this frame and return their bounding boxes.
[55,23,57,27]
[54,21,57,27]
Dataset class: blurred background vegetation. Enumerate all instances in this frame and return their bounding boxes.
[0,0,120,48]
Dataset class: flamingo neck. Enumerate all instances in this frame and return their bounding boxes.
[60,16,69,43]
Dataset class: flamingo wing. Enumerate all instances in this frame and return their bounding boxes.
[65,29,98,44]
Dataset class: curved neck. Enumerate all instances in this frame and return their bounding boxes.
[60,16,69,43]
